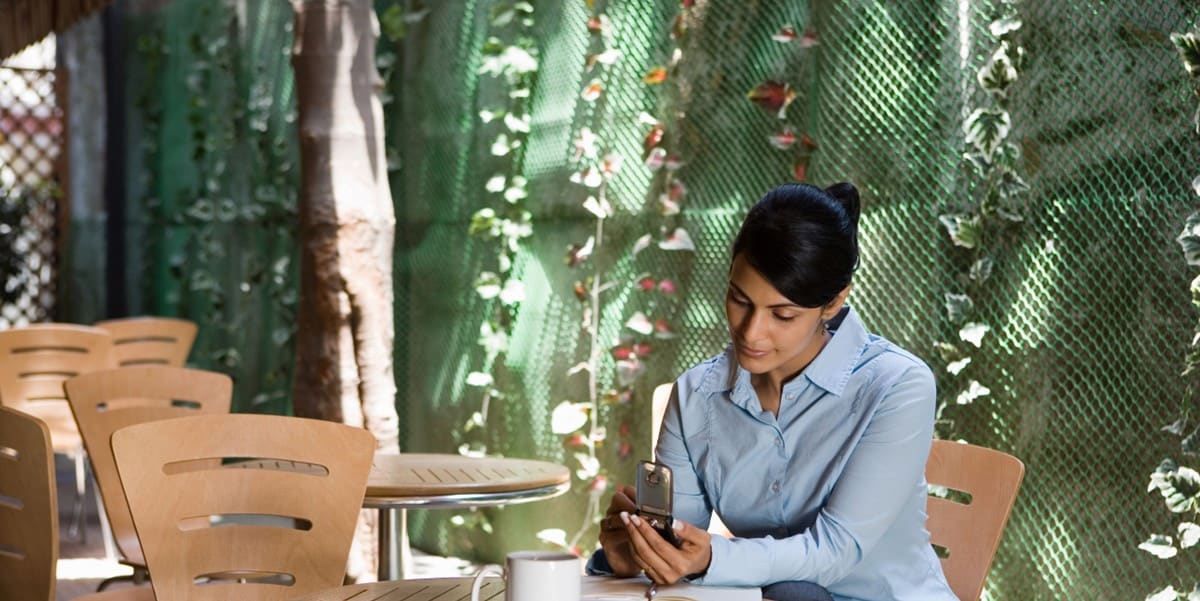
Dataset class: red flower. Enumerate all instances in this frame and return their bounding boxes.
[573,281,588,301]
[587,15,611,35]
[654,319,672,333]
[793,158,810,182]
[643,67,668,85]
[565,434,587,448]
[770,127,797,150]
[619,442,632,458]
[658,279,677,294]
[643,124,665,156]
[747,80,796,119]
[633,343,652,356]
[590,475,609,492]
[620,422,630,437]
[772,25,798,43]
[668,180,687,202]
[638,276,656,291]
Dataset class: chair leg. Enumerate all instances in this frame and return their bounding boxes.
[95,483,118,560]
[67,448,87,542]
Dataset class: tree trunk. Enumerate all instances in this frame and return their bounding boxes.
[290,0,399,581]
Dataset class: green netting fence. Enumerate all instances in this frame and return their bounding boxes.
[73,0,1200,598]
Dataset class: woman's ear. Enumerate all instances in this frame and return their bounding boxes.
[822,286,852,320]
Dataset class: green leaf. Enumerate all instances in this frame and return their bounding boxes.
[1164,417,1188,436]
[1178,522,1200,549]
[939,213,982,249]
[988,17,1022,38]
[944,293,974,323]
[1177,211,1200,267]
[379,4,407,41]
[969,257,995,283]
[1149,459,1200,513]
[1182,425,1200,456]
[1138,534,1178,559]
[1172,31,1200,78]
[964,108,1011,159]
[978,43,1018,95]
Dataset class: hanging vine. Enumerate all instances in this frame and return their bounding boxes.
[450,0,540,543]
[534,0,694,556]
[747,21,820,181]
[934,3,1028,439]
[135,2,299,414]
[1138,28,1200,601]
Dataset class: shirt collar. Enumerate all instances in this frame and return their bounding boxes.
[702,305,869,403]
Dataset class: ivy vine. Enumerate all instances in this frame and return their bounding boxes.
[134,2,298,413]
[1139,28,1200,601]
[534,0,693,556]
[934,4,1028,439]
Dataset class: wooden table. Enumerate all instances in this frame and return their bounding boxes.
[366,454,570,580]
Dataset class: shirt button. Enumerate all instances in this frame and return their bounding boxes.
[774,437,783,448]
[771,481,781,493]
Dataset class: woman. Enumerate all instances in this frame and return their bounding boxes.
[591,183,958,601]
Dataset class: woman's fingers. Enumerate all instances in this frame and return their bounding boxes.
[621,511,686,584]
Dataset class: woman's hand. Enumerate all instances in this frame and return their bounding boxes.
[597,485,643,577]
[621,510,713,585]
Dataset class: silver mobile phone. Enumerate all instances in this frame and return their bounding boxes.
[635,460,682,547]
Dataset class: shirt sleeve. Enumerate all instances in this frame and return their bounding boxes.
[653,382,714,531]
[695,363,937,587]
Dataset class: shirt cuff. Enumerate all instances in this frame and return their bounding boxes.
[688,533,731,585]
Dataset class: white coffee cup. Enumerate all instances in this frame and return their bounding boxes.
[470,550,581,601]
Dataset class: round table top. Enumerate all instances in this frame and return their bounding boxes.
[364,453,571,508]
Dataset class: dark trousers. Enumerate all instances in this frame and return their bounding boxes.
[762,581,835,601]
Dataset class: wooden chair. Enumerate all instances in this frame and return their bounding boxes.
[0,323,115,539]
[0,406,57,601]
[112,413,376,601]
[94,316,198,367]
[64,365,233,590]
[925,439,1025,601]
[0,406,162,601]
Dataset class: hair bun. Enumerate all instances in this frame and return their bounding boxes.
[825,182,861,225]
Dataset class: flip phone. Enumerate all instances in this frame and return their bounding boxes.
[635,460,682,548]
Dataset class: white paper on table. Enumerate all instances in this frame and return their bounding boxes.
[582,575,761,601]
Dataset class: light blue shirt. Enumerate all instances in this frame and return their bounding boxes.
[657,306,958,601]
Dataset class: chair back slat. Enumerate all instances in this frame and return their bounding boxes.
[95,317,197,367]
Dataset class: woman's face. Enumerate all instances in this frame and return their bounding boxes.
[725,254,846,383]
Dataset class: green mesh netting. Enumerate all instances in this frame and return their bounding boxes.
[71,0,1200,598]
[109,0,300,415]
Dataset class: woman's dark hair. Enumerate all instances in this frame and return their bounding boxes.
[730,182,861,308]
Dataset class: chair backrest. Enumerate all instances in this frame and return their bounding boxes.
[112,413,376,601]
[94,316,198,367]
[64,366,234,567]
[925,439,1025,601]
[0,406,57,601]
[0,324,115,452]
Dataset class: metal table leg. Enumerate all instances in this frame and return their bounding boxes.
[377,507,412,580]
